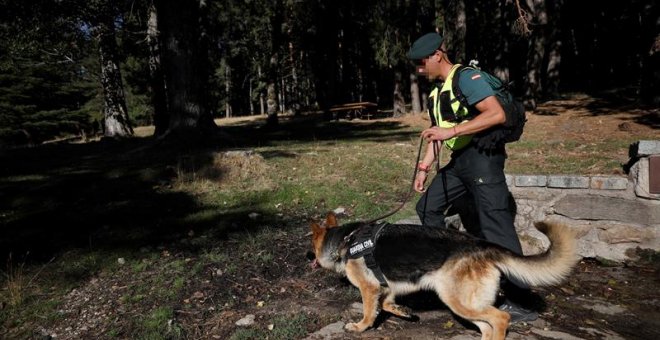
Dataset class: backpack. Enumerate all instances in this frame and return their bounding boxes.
[451,65,526,150]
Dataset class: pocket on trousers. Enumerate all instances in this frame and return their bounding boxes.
[473,175,510,210]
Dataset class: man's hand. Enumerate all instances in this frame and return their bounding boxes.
[421,126,456,141]
[414,171,427,193]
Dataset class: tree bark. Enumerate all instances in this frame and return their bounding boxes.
[147,1,168,136]
[639,2,659,105]
[544,0,563,98]
[266,0,283,127]
[95,15,133,137]
[154,0,216,133]
[443,0,467,62]
[492,0,511,82]
[393,71,406,116]
[267,81,278,122]
[524,0,548,110]
[225,64,231,118]
[410,73,421,113]
[258,65,265,115]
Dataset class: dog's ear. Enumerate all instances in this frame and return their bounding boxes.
[311,222,324,234]
[325,212,338,228]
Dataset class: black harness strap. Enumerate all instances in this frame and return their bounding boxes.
[346,222,389,287]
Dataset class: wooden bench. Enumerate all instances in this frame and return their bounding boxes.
[329,102,378,120]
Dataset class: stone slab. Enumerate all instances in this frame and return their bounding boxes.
[632,158,660,199]
[590,176,628,190]
[515,175,547,187]
[637,140,660,156]
[548,175,590,188]
[554,194,660,225]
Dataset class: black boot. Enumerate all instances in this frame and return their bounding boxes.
[498,279,544,323]
[498,298,538,323]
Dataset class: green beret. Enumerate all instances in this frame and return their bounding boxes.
[406,33,444,60]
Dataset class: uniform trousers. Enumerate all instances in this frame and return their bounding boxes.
[416,143,528,289]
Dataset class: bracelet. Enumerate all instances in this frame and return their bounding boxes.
[417,162,430,172]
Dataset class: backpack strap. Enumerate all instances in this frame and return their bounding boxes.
[450,65,471,116]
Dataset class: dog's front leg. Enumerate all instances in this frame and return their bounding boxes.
[345,260,381,332]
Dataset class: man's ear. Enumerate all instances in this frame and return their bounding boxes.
[325,212,338,228]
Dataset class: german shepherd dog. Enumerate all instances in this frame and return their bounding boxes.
[310,213,578,340]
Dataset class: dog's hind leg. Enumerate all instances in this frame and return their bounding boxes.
[381,291,412,319]
[434,262,510,340]
[344,260,381,332]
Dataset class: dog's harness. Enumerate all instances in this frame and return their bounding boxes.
[346,221,390,287]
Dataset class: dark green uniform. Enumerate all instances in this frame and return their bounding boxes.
[416,67,524,259]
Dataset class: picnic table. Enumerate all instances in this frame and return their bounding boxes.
[329,102,378,120]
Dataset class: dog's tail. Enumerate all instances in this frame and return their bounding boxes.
[496,221,579,287]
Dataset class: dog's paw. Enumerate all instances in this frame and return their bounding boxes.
[344,322,368,332]
[383,303,413,319]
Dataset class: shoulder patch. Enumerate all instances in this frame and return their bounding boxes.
[471,74,481,80]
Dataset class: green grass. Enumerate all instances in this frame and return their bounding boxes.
[229,314,313,340]
[138,306,183,340]
[1,108,656,338]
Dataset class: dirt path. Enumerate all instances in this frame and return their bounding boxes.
[42,224,658,340]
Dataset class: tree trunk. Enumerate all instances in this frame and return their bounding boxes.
[288,42,301,116]
[147,1,169,136]
[96,16,133,137]
[249,79,255,115]
[258,65,265,115]
[260,92,266,115]
[154,0,216,133]
[280,77,286,113]
[544,0,563,98]
[266,0,283,127]
[443,0,467,62]
[410,73,421,113]
[225,64,231,118]
[524,0,548,110]
[492,0,511,82]
[393,71,406,116]
[267,82,278,123]
[639,2,659,105]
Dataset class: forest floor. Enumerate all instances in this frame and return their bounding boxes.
[1,92,659,339]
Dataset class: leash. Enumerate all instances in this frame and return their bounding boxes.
[336,137,443,288]
[363,136,428,225]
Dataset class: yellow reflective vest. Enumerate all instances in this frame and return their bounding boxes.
[428,64,473,150]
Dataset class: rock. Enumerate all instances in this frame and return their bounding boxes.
[350,302,363,314]
[586,303,627,316]
[531,328,585,340]
[235,314,255,326]
[554,194,660,225]
[303,321,345,340]
[598,225,655,244]
[117,258,125,265]
[578,327,626,340]
[448,334,481,340]
[248,212,260,220]
[332,207,346,215]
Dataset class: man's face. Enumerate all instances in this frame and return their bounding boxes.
[416,50,442,80]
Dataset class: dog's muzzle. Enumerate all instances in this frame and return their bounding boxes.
[306,251,319,269]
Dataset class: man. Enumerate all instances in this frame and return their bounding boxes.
[407,32,538,323]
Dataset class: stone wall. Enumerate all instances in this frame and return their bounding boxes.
[509,140,660,262]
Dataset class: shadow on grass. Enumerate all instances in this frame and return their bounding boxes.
[0,114,417,264]
[533,91,659,129]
